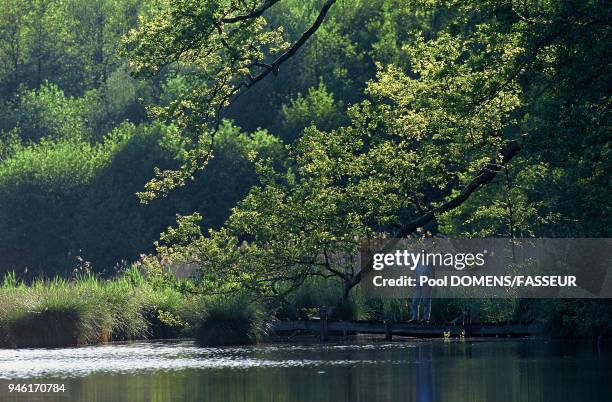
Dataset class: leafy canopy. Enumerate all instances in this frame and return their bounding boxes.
[131,0,609,299]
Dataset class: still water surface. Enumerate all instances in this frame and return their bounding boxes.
[0,339,610,401]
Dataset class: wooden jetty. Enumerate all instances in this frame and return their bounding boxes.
[271,319,545,340]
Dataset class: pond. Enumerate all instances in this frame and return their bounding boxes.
[0,339,610,401]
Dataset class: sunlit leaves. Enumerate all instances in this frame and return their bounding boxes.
[150,1,610,296]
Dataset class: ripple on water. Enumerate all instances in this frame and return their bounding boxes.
[0,341,417,379]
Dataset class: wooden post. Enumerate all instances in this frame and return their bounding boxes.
[385,321,392,341]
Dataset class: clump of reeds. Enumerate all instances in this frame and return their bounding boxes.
[0,268,195,348]
[0,277,109,347]
[195,294,270,346]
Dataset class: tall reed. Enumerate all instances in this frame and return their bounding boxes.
[0,269,193,348]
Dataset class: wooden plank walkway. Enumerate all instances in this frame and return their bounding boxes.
[272,319,545,339]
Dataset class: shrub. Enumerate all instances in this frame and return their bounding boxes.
[196,294,270,346]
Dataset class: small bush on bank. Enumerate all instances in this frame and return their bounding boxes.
[196,294,270,346]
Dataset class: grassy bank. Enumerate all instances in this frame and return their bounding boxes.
[0,269,277,348]
[0,269,193,348]
[2,272,609,348]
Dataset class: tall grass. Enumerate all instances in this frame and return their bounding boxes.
[2,281,108,347]
[196,294,270,346]
[1,269,273,348]
[0,269,194,348]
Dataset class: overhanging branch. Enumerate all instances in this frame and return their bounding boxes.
[246,0,337,87]
[341,137,523,298]
[396,138,522,238]
[221,0,282,24]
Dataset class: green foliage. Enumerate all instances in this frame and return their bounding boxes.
[536,299,612,339]
[159,14,523,295]
[138,272,194,338]
[0,268,199,348]
[280,81,347,142]
[0,120,280,276]
[0,78,150,144]
[148,1,610,307]
[0,0,610,340]
[0,83,91,142]
[0,137,107,276]
[365,298,412,322]
[438,0,612,238]
[276,278,369,321]
[0,0,148,97]
[83,65,152,137]
[124,0,288,129]
[229,0,433,135]
[0,128,21,161]
[195,294,270,346]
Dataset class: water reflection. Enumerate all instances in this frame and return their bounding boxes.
[416,343,435,402]
[0,339,610,402]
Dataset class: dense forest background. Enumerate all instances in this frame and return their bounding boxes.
[0,0,424,276]
[0,0,609,287]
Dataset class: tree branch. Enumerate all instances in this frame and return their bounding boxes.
[221,0,282,24]
[246,0,336,87]
[341,137,523,299]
